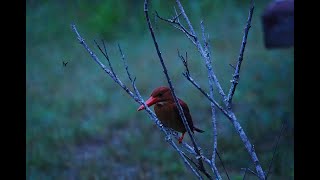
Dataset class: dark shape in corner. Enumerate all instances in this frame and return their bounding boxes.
[262,0,294,49]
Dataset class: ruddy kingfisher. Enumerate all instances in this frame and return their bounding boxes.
[137,86,204,143]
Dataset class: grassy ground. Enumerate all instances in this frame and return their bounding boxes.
[27,1,293,179]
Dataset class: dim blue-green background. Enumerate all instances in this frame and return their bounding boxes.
[27,0,293,179]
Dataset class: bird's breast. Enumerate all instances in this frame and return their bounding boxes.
[154,101,186,133]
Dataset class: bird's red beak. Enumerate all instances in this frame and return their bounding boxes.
[137,96,158,111]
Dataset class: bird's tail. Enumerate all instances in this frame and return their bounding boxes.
[194,127,205,133]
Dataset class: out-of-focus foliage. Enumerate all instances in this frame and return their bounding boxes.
[27,0,293,179]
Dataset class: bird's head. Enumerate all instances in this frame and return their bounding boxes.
[137,86,172,111]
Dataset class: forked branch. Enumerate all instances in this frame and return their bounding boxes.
[71,0,272,179]
[72,24,205,179]
[226,0,255,109]
[157,0,266,179]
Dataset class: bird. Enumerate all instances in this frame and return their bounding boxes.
[137,86,204,143]
[63,61,68,67]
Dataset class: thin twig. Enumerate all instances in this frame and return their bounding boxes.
[241,168,259,178]
[226,0,254,109]
[155,11,196,40]
[178,50,189,76]
[229,63,236,70]
[118,43,135,83]
[94,39,116,76]
[174,6,198,46]
[265,119,287,180]
[242,168,248,180]
[172,11,183,22]
[216,149,230,180]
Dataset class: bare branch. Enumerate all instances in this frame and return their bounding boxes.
[178,47,220,178]
[180,152,205,180]
[94,40,110,63]
[155,7,197,45]
[181,152,213,180]
[172,0,266,179]
[181,72,229,119]
[172,132,226,180]
[176,134,222,180]
[144,0,197,150]
[172,8,225,178]
[174,0,228,103]
[200,21,219,178]
[72,25,156,127]
[178,50,189,76]
[144,0,203,165]
[231,117,266,180]
[181,153,202,173]
[118,43,135,83]
[117,42,204,180]
[155,11,196,41]
[172,7,198,46]
[94,40,116,76]
[171,142,204,179]
[72,24,204,179]
[73,0,267,179]
[181,68,267,180]
[172,11,183,22]
[177,137,208,160]
[226,0,254,109]
[144,1,211,179]
[200,21,209,49]
[72,25,135,101]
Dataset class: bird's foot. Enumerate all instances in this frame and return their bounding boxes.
[178,132,185,144]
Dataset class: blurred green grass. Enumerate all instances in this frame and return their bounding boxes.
[27,0,293,179]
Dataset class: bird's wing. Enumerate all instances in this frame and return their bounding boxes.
[172,99,195,131]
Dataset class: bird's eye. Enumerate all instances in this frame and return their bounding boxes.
[158,92,163,97]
